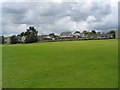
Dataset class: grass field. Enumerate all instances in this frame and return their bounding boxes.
[2,39,118,88]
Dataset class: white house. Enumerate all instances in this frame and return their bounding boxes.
[21,36,26,43]
[17,36,26,43]
[4,36,26,44]
[38,35,55,41]
[73,32,85,38]
[4,37,11,44]
[60,32,74,38]
[60,32,85,39]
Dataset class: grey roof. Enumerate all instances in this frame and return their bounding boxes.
[60,32,72,36]
[38,35,53,38]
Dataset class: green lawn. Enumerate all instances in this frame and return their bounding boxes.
[2,39,118,88]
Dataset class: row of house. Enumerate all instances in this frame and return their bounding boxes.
[4,36,26,44]
[60,32,85,39]
[60,32,114,40]
[3,30,119,44]
[38,35,55,41]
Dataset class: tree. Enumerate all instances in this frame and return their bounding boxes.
[107,30,115,34]
[25,26,38,43]
[10,35,18,44]
[2,36,4,44]
[17,32,26,36]
[75,31,80,33]
[49,33,56,38]
[97,32,101,34]
[102,32,105,34]
[83,31,89,35]
[20,32,28,36]
[55,35,60,39]
[107,30,116,38]
[89,32,93,34]
[20,32,25,36]
[91,30,96,34]
[0,36,4,44]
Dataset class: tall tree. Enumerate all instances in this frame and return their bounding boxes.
[49,33,56,38]
[75,31,80,33]
[91,30,96,34]
[107,30,115,34]
[20,32,25,36]
[107,30,116,38]
[25,26,38,43]
[2,36,4,44]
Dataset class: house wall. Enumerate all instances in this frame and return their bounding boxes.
[43,38,53,40]
[60,35,73,38]
[6,37,11,44]
[21,36,26,43]
[116,30,120,39]
[61,37,76,39]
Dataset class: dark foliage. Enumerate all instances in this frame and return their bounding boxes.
[10,35,18,44]
[75,31,80,33]
[2,36,4,44]
[25,26,38,43]
[107,30,116,38]
[49,33,56,38]
[91,30,96,34]
[83,31,90,35]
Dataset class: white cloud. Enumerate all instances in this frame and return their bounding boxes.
[1,1,118,36]
[86,16,96,22]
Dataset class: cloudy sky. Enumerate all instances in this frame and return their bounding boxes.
[1,0,118,36]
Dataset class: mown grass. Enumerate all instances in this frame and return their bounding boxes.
[2,39,118,88]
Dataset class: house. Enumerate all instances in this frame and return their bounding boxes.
[85,34,114,39]
[16,36,26,43]
[4,37,11,44]
[21,36,26,43]
[115,30,120,39]
[60,32,74,39]
[4,36,26,44]
[106,34,114,39]
[85,34,97,39]
[60,32,85,40]
[73,32,85,38]
[38,35,55,41]
[98,34,113,39]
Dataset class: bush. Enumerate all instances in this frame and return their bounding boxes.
[10,35,18,44]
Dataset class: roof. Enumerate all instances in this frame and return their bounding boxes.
[38,35,52,38]
[60,32,72,36]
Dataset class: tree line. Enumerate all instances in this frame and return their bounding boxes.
[2,26,38,44]
[1,26,116,44]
